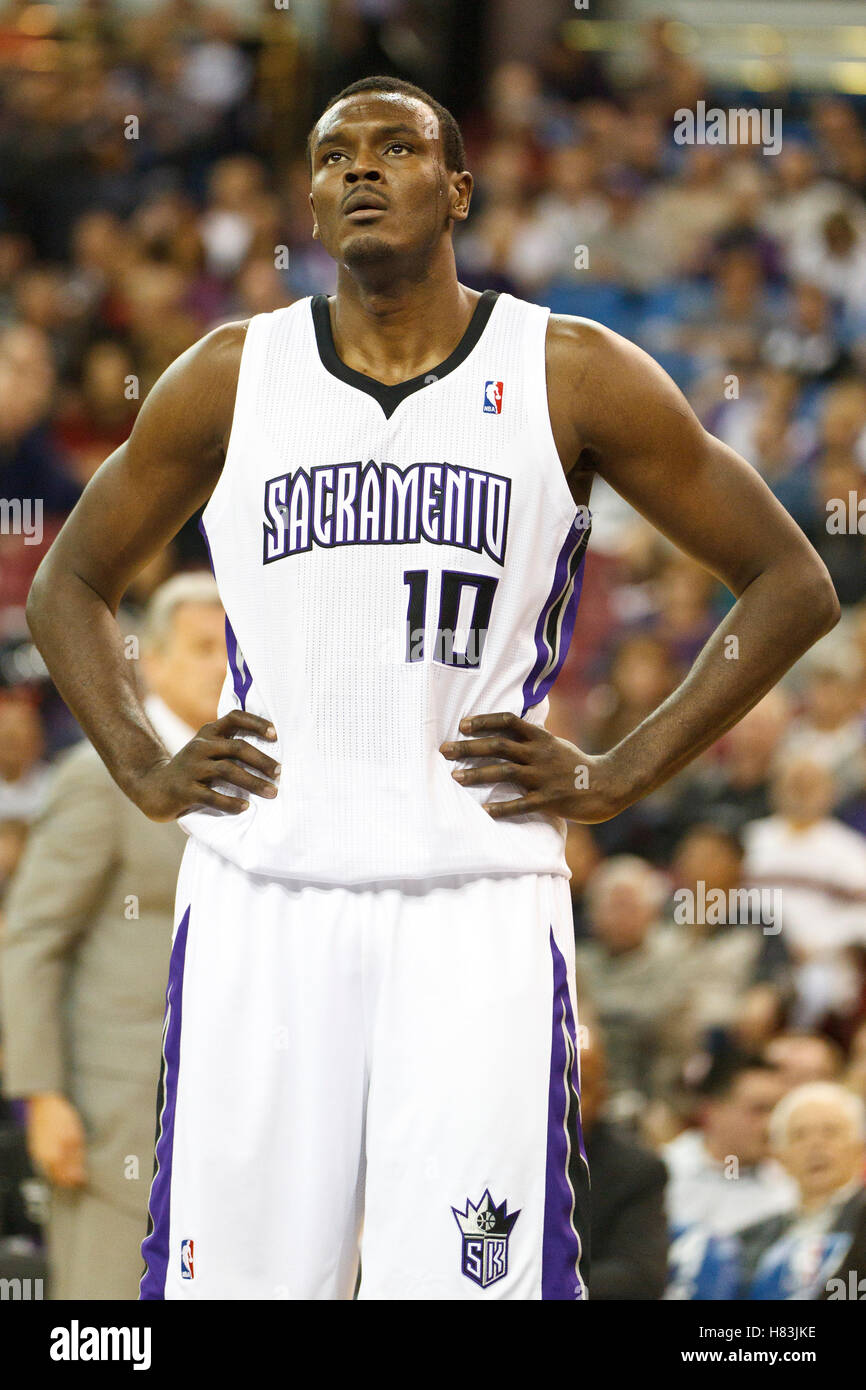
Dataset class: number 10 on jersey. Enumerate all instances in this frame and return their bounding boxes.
[404,569,499,669]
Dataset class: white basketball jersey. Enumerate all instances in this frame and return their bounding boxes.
[179,289,591,884]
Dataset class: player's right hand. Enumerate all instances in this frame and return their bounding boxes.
[27,1092,88,1189]
[129,711,280,821]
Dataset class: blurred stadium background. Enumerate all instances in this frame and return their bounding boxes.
[1,0,866,1302]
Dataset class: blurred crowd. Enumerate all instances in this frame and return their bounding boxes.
[0,0,865,1300]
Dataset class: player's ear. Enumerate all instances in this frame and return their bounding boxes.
[309,192,319,241]
[449,171,473,224]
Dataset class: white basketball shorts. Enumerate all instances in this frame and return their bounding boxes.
[139,836,590,1300]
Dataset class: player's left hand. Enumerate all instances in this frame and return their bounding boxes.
[440,711,627,824]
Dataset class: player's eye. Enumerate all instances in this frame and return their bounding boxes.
[322,150,345,164]
[386,142,412,155]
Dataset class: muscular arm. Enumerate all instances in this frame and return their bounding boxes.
[443,317,840,820]
[27,322,279,820]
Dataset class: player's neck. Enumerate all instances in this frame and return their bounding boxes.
[329,265,479,386]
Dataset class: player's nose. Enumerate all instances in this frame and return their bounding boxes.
[344,165,383,184]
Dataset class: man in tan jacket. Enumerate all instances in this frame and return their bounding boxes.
[0,572,225,1298]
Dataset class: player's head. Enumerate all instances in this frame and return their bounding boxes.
[306,76,471,281]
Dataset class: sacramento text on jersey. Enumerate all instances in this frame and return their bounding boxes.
[262,460,511,565]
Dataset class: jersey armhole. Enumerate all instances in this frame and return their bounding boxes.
[200,312,269,532]
[531,304,594,528]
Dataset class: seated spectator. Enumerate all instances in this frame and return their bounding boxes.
[669,688,792,836]
[804,453,866,607]
[743,755,866,1027]
[664,1051,796,1298]
[582,634,680,754]
[0,692,50,823]
[667,823,792,1050]
[580,1036,668,1300]
[763,280,852,384]
[779,653,865,803]
[0,818,27,917]
[763,1030,846,1089]
[739,1082,866,1299]
[52,337,139,483]
[575,856,690,1120]
[563,822,601,942]
[791,208,866,316]
[846,1019,866,1104]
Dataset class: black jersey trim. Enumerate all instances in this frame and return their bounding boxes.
[310,289,500,419]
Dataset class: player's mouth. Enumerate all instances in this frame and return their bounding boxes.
[343,191,389,220]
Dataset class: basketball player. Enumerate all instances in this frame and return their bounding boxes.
[26,77,839,1300]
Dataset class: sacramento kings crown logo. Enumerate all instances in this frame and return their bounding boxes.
[452,1190,520,1289]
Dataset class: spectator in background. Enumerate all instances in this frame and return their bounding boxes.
[664,1052,796,1299]
[0,692,50,823]
[0,573,224,1298]
[0,818,27,915]
[791,208,866,315]
[760,139,862,261]
[763,1031,846,1090]
[0,323,81,514]
[743,755,866,1028]
[670,688,792,835]
[738,1083,866,1299]
[846,1019,866,1104]
[641,554,718,670]
[582,633,680,754]
[763,280,852,384]
[779,653,866,803]
[805,453,866,607]
[667,823,792,1052]
[580,1036,668,1300]
[52,337,140,484]
[575,856,690,1121]
[563,822,600,942]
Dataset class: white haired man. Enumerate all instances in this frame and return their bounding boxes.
[0,572,225,1298]
[739,1081,866,1299]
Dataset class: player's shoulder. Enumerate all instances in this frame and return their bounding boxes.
[193,317,252,375]
[544,309,695,431]
[545,311,646,378]
[155,318,254,425]
[190,300,307,379]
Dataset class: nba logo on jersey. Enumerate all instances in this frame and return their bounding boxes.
[483,380,504,414]
[180,1239,195,1279]
[452,1190,519,1288]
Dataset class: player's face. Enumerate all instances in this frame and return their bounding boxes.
[308,94,469,272]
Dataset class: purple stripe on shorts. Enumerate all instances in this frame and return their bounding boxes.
[139,905,190,1300]
[542,928,587,1300]
[521,514,590,716]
